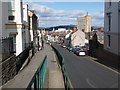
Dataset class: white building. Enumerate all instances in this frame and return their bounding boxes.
[0,1,8,38]
[1,0,28,56]
[28,10,38,42]
[55,28,66,32]
[28,10,39,52]
[64,32,73,46]
[77,15,91,33]
[104,1,120,55]
[71,30,85,47]
[23,3,31,48]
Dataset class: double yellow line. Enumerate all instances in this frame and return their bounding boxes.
[86,56,120,75]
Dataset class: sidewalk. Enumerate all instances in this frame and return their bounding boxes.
[2,44,64,88]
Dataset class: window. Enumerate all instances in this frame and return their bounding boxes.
[8,15,15,20]
[109,0,111,6]
[107,13,111,31]
[8,0,15,10]
[9,34,16,52]
[108,35,111,47]
[108,15,111,31]
[8,0,15,21]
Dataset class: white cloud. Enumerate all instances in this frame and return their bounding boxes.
[92,10,104,20]
[91,10,104,26]
[28,3,104,27]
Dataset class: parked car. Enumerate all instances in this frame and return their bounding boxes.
[75,45,81,49]
[81,45,89,50]
[46,40,50,44]
[66,46,73,52]
[61,44,66,48]
[73,48,81,54]
[75,49,86,56]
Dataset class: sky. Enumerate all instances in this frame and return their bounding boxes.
[23,1,104,27]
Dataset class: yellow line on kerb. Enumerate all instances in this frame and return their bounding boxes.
[86,56,120,75]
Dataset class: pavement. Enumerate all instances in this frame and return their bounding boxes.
[53,44,119,88]
[2,44,64,89]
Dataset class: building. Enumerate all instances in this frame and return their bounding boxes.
[0,0,27,56]
[23,3,31,48]
[0,0,35,57]
[28,10,38,42]
[104,1,120,55]
[77,15,91,33]
[28,10,40,52]
[71,30,85,47]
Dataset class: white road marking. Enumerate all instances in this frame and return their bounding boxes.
[86,78,97,88]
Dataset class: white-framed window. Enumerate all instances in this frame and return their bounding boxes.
[8,0,15,22]
[8,0,15,10]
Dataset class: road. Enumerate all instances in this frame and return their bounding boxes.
[53,44,119,88]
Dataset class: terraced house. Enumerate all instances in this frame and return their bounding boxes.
[0,0,32,59]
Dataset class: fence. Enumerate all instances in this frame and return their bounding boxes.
[27,55,47,90]
[51,45,72,90]
[0,37,14,62]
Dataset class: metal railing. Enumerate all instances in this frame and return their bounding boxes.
[0,37,14,62]
[52,45,73,90]
[27,55,47,90]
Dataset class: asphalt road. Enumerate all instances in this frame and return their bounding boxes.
[53,44,119,88]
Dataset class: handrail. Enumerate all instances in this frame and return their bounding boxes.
[27,55,47,90]
[51,45,73,90]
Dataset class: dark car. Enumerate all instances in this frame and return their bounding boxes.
[81,45,89,50]
[73,48,81,54]
[66,46,73,52]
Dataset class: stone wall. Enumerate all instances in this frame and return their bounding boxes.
[0,55,16,86]
[0,47,34,86]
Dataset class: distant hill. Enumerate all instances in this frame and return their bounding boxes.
[39,25,103,31]
[39,25,77,31]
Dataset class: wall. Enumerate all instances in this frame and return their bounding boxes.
[89,40,119,67]
[0,47,33,86]
[0,2,2,38]
[96,44,119,66]
[104,32,119,55]
[23,3,31,48]
[1,2,8,38]
[0,55,16,86]
[104,2,120,55]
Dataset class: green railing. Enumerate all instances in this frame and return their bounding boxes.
[52,45,73,90]
[27,55,47,90]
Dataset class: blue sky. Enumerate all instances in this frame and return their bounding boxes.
[23,1,104,27]
[36,2,104,13]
